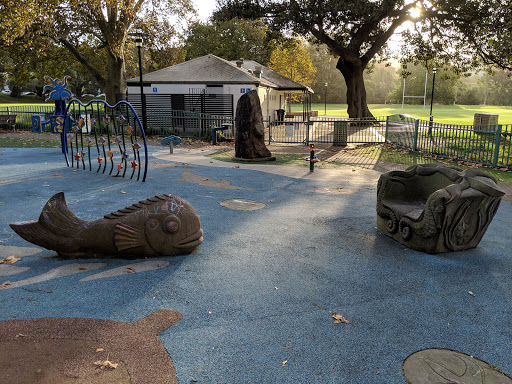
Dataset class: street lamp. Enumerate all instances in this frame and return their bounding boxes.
[135,36,148,133]
[428,67,437,135]
[324,82,328,116]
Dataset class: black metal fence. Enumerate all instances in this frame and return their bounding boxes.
[119,93,234,136]
[385,115,512,169]
[0,104,236,141]
[0,105,55,131]
[2,104,511,170]
[267,115,386,145]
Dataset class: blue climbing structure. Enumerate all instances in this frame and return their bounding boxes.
[63,99,149,182]
[43,76,148,182]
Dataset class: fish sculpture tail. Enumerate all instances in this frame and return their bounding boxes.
[9,192,85,252]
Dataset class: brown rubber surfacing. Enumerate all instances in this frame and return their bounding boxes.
[0,309,182,384]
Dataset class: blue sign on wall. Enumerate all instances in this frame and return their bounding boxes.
[153,87,158,93]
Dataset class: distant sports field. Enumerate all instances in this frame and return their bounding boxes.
[293,103,512,125]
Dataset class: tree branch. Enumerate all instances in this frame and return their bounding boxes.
[56,37,106,87]
[361,13,410,65]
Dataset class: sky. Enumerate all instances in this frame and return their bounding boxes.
[192,0,218,21]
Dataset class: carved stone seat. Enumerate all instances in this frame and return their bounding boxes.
[376,164,504,253]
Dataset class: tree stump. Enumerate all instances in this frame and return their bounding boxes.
[234,90,275,161]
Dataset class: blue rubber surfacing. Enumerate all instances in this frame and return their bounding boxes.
[0,145,511,383]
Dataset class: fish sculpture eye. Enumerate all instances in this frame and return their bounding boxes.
[163,216,181,234]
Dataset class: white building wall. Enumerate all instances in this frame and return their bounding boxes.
[127,83,291,121]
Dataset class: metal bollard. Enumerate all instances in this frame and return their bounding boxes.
[309,143,315,172]
[169,141,173,154]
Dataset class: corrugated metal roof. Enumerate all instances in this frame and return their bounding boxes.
[126,54,307,91]
[127,55,258,84]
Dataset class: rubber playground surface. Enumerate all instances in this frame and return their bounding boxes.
[0,144,511,383]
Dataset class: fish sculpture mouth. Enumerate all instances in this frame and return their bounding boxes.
[175,229,204,250]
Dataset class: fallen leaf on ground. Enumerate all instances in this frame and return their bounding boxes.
[120,190,126,194]
[0,256,21,264]
[96,348,105,352]
[268,200,275,203]
[331,313,350,324]
[94,359,118,370]
[15,333,26,338]
[234,165,240,168]
[282,360,288,367]
[126,266,136,273]
[1,281,12,288]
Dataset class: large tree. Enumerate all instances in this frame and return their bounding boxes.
[215,0,511,118]
[0,0,194,103]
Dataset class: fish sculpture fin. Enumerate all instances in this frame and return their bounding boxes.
[114,223,145,252]
[104,195,169,219]
[9,192,85,250]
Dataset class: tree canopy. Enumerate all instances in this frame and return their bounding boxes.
[184,18,280,63]
[0,0,194,103]
[215,0,512,118]
[268,41,316,89]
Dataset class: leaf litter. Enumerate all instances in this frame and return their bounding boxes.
[0,256,21,264]
[331,312,350,324]
[94,353,118,370]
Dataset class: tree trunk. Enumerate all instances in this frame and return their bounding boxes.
[336,57,374,119]
[106,52,126,105]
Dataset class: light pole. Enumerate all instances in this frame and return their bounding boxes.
[428,67,437,135]
[135,36,148,133]
[324,82,328,116]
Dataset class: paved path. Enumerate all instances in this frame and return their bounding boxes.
[0,145,511,383]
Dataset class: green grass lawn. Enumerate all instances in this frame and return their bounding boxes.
[295,103,512,125]
[0,133,62,148]
[351,144,512,183]
[0,94,48,106]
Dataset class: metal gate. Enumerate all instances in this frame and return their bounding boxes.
[267,115,387,145]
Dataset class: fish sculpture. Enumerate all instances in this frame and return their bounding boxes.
[10,192,203,258]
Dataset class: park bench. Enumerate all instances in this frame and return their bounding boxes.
[0,114,17,131]
[376,163,504,253]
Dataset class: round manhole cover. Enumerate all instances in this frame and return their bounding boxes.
[220,199,266,211]
[403,349,512,384]
[314,188,359,194]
